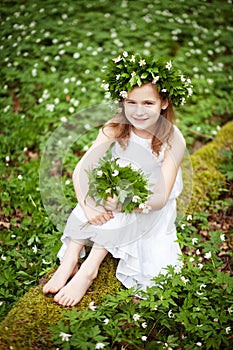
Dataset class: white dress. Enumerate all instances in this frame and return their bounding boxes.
[58,130,183,290]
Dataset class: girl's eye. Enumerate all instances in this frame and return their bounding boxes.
[145,101,153,106]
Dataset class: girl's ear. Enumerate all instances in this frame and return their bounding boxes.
[161,98,169,110]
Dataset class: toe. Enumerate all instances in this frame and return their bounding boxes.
[54,290,63,302]
[42,287,48,294]
[66,299,74,307]
[60,296,71,306]
[70,299,78,307]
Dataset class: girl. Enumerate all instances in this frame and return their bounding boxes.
[43,52,192,306]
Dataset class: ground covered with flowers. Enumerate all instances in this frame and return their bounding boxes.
[0,0,232,349]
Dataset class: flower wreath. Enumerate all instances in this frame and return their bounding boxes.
[102,52,193,106]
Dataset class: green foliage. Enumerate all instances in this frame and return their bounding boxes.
[87,156,152,213]
[0,218,61,320]
[218,148,233,181]
[50,225,233,349]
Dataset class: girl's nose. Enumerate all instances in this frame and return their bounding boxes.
[135,104,144,116]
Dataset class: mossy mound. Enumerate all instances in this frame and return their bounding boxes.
[188,120,233,212]
[0,256,121,350]
[0,121,232,350]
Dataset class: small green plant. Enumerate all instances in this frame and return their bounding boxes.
[218,148,233,181]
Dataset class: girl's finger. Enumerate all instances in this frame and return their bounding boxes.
[90,212,113,225]
[106,195,118,202]
[105,203,113,211]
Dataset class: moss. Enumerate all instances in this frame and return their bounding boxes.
[0,287,62,350]
[0,255,121,350]
[187,120,233,212]
[1,121,232,349]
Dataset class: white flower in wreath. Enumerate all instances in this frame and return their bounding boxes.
[152,76,160,84]
[187,87,193,96]
[112,169,119,177]
[180,97,186,105]
[96,170,103,177]
[119,90,128,98]
[123,51,128,57]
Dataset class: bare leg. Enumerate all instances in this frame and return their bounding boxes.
[54,243,108,306]
[43,239,86,295]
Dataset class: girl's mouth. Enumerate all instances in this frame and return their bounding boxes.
[133,117,149,122]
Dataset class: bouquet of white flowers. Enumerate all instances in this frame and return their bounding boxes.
[86,157,152,214]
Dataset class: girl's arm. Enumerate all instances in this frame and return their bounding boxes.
[146,128,186,211]
[72,126,115,225]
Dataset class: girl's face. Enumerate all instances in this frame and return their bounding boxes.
[123,83,168,137]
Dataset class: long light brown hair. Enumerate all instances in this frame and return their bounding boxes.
[103,93,175,156]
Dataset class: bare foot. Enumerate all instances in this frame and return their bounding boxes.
[53,265,98,306]
[43,263,78,295]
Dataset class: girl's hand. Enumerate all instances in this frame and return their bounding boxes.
[105,194,122,212]
[84,204,114,226]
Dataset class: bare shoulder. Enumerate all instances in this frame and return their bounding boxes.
[170,125,186,149]
[164,125,186,163]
